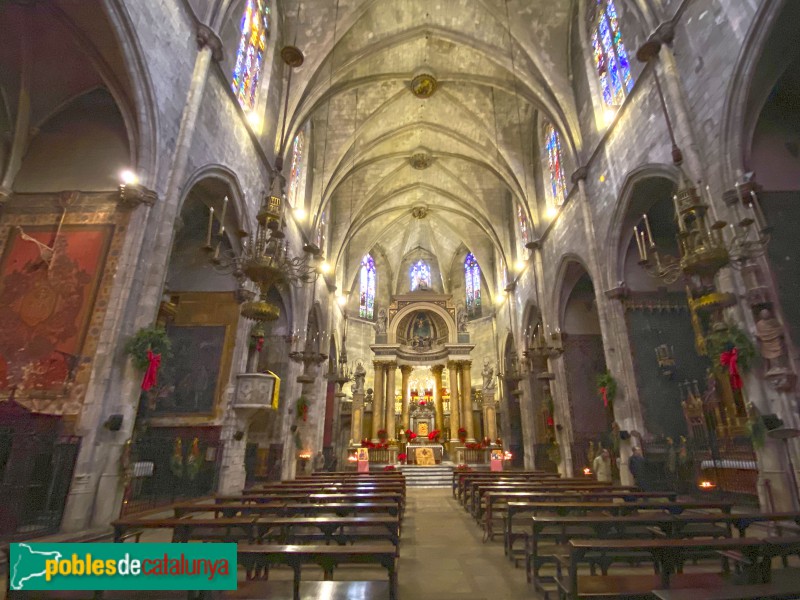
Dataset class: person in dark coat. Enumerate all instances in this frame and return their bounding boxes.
[628,446,646,489]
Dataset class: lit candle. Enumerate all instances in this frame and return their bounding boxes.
[706,185,719,223]
[220,195,228,223]
[642,214,654,246]
[206,206,215,247]
[750,190,768,231]
[213,241,221,260]
[633,226,645,260]
[672,195,686,232]
[639,230,649,260]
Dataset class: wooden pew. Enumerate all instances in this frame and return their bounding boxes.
[466,479,635,512]
[452,471,557,500]
[253,515,400,554]
[558,536,800,600]
[174,501,400,519]
[235,543,398,600]
[111,517,257,543]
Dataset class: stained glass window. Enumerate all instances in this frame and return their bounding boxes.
[410,261,432,291]
[288,132,305,208]
[545,123,567,206]
[316,208,328,253]
[359,254,376,319]
[517,204,529,247]
[231,0,270,110]
[590,0,633,107]
[464,253,482,317]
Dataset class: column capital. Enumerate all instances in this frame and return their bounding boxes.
[571,166,589,184]
[400,364,413,375]
[197,23,224,62]
[431,364,445,375]
[385,361,398,370]
[447,360,460,370]
[118,183,157,209]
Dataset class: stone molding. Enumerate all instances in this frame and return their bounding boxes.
[196,24,223,63]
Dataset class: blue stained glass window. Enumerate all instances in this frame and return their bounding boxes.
[545,123,567,206]
[464,253,482,317]
[359,254,376,319]
[316,207,327,253]
[288,133,305,208]
[410,261,432,291]
[231,0,270,110]
[590,0,634,107]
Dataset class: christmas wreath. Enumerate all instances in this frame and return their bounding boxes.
[596,371,617,408]
[706,324,756,391]
[125,327,172,392]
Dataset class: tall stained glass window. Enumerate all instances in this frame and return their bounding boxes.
[410,261,432,291]
[517,204,529,247]
[545,124,567,206]
[590,0,633,107]
[287,132,305,208]
[359,255,376,319]
[316,208,328,253]
[231,0,270,110]
[464,253,482,317]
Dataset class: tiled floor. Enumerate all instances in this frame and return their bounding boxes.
[394,488,534,600]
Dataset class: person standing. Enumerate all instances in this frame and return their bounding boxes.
[628,446,646,489]
[313,451,326,473]
[593,448,613,483]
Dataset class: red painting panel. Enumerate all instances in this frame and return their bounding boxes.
[0,225,113,393]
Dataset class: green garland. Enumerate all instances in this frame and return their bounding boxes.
[706,324,757,375]
[125,326,172,371]
[596,371,617,404]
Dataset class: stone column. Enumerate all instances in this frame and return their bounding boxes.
[460,361,475,442]
[432,365,445,433]
[61,26,224,532]
[351,389,365,446]
[447,361,461,447]
[385,363,397,441]
[483,388,498,442]
[400,365,412,432]
[371,362,385,442]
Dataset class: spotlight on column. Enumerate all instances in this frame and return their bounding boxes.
[247,110,263,133]
[515,259,526,272]
[294,207,307,220]
[319,261,332,274]
[545,206,558,220]
[337,294,347,307]
[604,107,617,127]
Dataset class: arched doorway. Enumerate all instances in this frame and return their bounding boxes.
[559,262,608,472]
[502,335,525,468]
[125,175,244,510]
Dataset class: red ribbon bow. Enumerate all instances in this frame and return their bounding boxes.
[141,350,161,391]
[720,348,742,391]
[600,386,608,407]
[255,336,265,353]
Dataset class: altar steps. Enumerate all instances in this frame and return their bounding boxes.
[398,464,454,487]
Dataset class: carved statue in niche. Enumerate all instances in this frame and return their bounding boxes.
[482,360,496,390]
[457,306,468,332]
[375,309,387,335]
[353,361,366,393]
[755,308,788,372]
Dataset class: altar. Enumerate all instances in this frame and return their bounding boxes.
[406,441,445,465]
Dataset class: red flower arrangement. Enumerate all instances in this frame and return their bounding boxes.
[383,465,396,472]
[419,400,427,407]
[465,441,487,450]
[377,429,388,442]
[397,453,407,463]
[458,427,467,442]
[360,439,389,449]
[407,431,417,441]
[428,429,441,441]
[455,464,473,472]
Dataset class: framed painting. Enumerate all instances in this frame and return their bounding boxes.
[151,325,227,414]
[0,225,114,393]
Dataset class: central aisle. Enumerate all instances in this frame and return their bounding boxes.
[397,487,534,599]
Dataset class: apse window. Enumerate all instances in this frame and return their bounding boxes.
[589,0,633,108]
[360,254,376,319]
[231,0,270,111]
[410,261,432,291]
[464,253,482,318]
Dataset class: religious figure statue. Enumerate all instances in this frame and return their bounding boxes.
[375,309,387,335]
[482,360,496,390]
[755,308,788,371]
[353,361,366,393]
[457,306,468,333]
